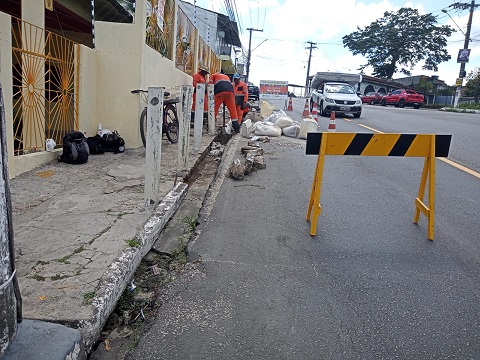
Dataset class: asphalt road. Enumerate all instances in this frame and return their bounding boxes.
[128,100,480,359]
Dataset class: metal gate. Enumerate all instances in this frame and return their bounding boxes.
[11,17,79,155]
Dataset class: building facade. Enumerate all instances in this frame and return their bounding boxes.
[0,0,240,177]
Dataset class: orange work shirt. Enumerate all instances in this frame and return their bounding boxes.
[233,80,248,104]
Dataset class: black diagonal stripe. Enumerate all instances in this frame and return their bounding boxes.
[344,134,374,155]
[306,132,322,155]
[435,135,452,157]
[388,134,416,156]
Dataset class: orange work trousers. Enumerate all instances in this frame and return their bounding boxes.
[214,91,238,121]
[236,105,244,124]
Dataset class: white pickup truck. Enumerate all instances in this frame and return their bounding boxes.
[310,72,362,118]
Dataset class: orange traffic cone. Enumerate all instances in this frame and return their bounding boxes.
[328,111,336,132]
[302,98,310,117]
[311,102,318,123]
[287,97,293,111]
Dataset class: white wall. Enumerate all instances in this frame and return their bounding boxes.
[78,45,97,136]
[94,0,193,148]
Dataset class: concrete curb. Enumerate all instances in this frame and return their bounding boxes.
[79,183,188,351]
[439,107,480,114]
[78,137,217,351]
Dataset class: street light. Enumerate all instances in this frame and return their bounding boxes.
[441,9,466,35]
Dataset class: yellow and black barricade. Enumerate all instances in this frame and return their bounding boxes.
[305,132,452,240]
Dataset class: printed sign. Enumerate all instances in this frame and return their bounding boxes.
[457,49,471,63]
[259,80,288,100]
[45,0,53,11]
[455,78,463,87]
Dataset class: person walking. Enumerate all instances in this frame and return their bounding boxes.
[209,72,240,133]
[232,73,248,124]
[192,66,209,121]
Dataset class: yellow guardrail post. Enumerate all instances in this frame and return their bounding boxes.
[306,132,451,241]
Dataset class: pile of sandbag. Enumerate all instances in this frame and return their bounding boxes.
[240,100,319,140]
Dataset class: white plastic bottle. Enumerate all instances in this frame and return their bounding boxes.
[97,123,102,136]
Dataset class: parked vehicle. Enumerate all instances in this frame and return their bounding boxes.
[247,82,259,101]
[310,72,362,118]
[361,91,385,105]
[381,89,424,109]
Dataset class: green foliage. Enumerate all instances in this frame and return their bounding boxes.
[51,274,69,281]
[343,8,454,79]
[459,102,480,110]
[126,239,141,248]
[83,291,96,305]
[32,274,45,281]
[57,255,72,264]
[464,67,480,102]
[171,248,188,265]
[182,215,197,233]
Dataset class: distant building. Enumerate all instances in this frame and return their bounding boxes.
[179,1,242,75]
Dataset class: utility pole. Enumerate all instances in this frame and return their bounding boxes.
[246,28,263,83]
[304,41,317,96]
[450,1,479,107]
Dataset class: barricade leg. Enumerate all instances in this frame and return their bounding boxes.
[414,136,436,240]
[307,133,327,236]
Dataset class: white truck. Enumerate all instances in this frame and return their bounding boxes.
[310,72,362,118]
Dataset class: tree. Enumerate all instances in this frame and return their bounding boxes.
[465,67,480,103]
[343,8,454,79]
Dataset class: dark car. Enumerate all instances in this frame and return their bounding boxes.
[361,91,385,105]
[247,82,260,101]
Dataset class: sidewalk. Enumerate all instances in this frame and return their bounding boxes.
[7,127,220,355]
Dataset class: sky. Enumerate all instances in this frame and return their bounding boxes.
[184,0,480,90]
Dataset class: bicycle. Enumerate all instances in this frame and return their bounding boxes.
[131,89,180,147]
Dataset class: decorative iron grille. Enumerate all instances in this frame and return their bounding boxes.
[146,0,174,59]
[175,7,196,75]
[11,17,79,156]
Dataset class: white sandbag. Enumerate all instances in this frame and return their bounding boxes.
[275,116,294,129]
[264,110,286,123]
[298,118,318,139]
[254,123,282,137]
[282,124,300,138]
[260,100,274,118]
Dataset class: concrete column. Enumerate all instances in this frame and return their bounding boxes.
[22,0,44,28]
[177,85,193,172]
[0,83,18,357]
[207,84,215,135]
[144,87,164,205]
[193,84,205,152]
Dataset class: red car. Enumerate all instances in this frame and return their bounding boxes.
[361,92,385,105]
[381,89,424,109]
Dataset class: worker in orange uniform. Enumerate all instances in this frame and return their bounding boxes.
[209,72,240,133]
[232,73,248,124]
[192,66,209,121]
